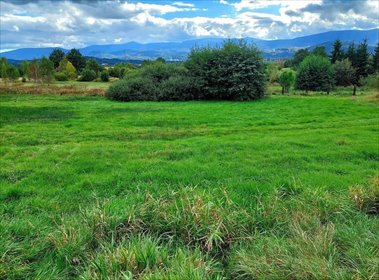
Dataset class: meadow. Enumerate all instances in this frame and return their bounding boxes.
[0,92,378,279]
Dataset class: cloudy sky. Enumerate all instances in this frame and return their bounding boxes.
[0,0,378,51]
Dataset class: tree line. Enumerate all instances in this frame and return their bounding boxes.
[278,39,379,95]
[0,48,137,83]
[1,39,378,100]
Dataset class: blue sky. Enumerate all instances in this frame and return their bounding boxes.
[0,0,378,51]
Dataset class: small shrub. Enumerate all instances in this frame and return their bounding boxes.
[100,71,109,82]
[54,72,68,81]
[79,69,97,82]
[362,72,379,90]
[349,178,379,215]
[107,76,157,101]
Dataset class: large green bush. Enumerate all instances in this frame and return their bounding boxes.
[100,71,109,82]
[79,69,97,82]
[107,41,266,102]
[185,40,266,100]
[295,55,334,93]
[107,63,199,101]
[54,72,68,81]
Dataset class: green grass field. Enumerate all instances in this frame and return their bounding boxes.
[1,93,378,279]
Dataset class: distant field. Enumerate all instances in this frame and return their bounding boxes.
[0,93,378,279]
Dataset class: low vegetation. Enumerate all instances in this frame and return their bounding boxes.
[1,93,378,279]
[1,37,379,279]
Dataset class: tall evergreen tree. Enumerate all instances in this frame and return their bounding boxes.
[373,42,379,72]
[355,39,369,79]
[331,40,344,63]
[346,42,357,68]
[291,49,309,68]
[312,46,328,57]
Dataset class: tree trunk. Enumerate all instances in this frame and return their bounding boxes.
[282,87,284,95]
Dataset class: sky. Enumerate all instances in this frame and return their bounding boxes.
[0,0,378,51]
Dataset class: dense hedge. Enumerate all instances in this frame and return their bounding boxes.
[185,40,266,100]
[79,69,97,82]
[107,40,266,101]
[295,55,335,92]
[107,63,199,101]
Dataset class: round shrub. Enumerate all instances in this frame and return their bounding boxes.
[159,75,199,101]
[54,72,68,81]
[106,63,195,101]
[100,71,109,82]
[107,76,157,101]
[295,55,334,92]
[185,40,266,100]
[79,69,97,82]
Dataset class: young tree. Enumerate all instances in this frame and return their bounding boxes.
[346,42,357,68]
[312,46,328,58]
[333,59,356,90]
[373,43,379,72]
[155,57,166,64]
[292,49,309,68]
[100,71,109,82]
[79,69,97,81]
[39,57,54,84]
[331,39,344,63]
[85,59,102,76]
[295,55,334,94]
[6,65,20,82]
[278,69,296,94]
[20,61,31,80]
[66,48,86,71]
[355,39,369,79]
[29,59,39,82]
[0,57,8,79]
[66,61,77,80]
[49,48,65,69]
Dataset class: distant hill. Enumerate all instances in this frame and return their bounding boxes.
[1,29,378,61]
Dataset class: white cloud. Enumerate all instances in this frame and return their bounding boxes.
[172,2,195,8]
[0,0,377,50]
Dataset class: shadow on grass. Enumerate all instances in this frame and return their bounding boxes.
[0,105,75,126]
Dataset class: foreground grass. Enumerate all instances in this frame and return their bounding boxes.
[0,93,378,279]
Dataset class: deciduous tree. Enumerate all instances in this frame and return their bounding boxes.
[333,59,356,88]
[67,48,86,72]
[279,68,296,94]
[39,57,54,84]
[295,55,334,93]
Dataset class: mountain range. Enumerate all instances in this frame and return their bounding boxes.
[1,29,378,63]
